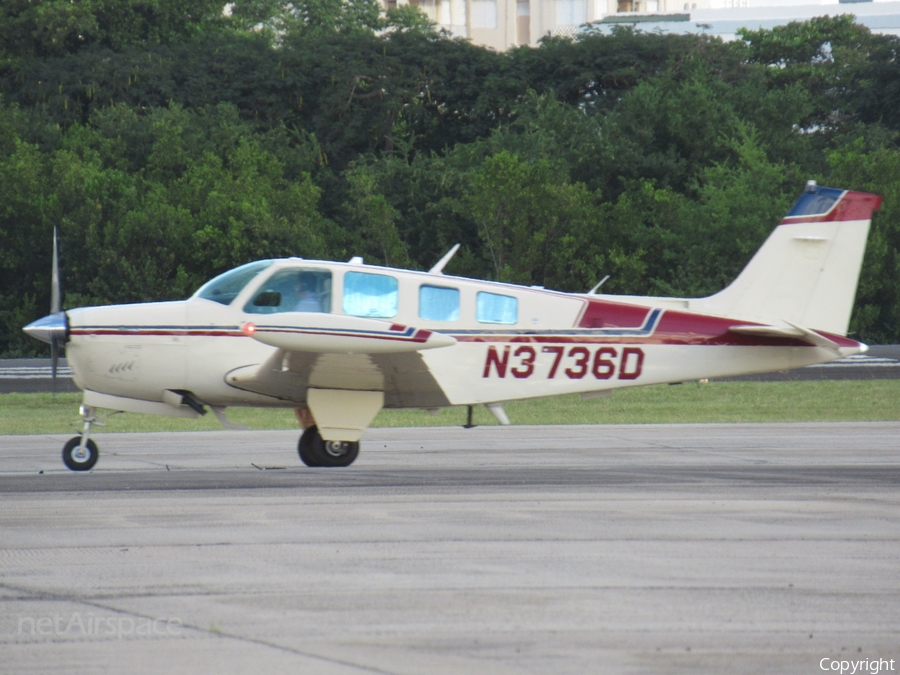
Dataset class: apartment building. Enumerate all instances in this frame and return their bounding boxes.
[388,0,900,49]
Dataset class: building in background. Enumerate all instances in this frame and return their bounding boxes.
[385,0,900,49]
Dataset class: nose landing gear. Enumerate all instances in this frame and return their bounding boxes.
[62,405,99,471]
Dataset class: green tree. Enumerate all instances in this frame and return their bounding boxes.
[226,0,396,38]
[345,167,411,267]
[466,150,608,290]
[827,139,900,343]
[0,0,227,69]
[0,111,55,355]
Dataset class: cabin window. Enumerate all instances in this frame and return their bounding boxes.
[419,285,460,322]
[194,260,273,306]
[244,268,332,314]
[477,292,518,324]
[343,271,398,318]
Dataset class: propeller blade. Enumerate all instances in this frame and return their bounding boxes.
[51,227,60,314]
[51,227,61,395]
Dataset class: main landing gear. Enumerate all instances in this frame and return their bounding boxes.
[298,425,359,468]
[62,405,99,471]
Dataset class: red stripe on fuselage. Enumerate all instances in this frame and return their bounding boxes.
[567,298,862,348]
[70,327,431,343]
[452,333,810,347]
[579,300,648,329]
[70,328,243,337]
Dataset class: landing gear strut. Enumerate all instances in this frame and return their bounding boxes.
[62,406,99,471]
[298,425,359,468]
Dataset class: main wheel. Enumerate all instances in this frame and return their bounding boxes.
[297,426,321,467]
[298,425,359,468]
[62,436,99,471]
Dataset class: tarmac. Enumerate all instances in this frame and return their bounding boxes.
[1,424,899,674]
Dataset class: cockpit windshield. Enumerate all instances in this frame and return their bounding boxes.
[193,260,274,306]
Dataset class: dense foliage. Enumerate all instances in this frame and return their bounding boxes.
[1,3,898,355]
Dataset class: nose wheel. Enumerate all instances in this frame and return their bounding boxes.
[62,405,100,471]
[62,436,99,471]
[298,425,359,467]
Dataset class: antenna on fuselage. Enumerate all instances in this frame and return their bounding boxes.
[587,275,610,295]
[428,244,461,275]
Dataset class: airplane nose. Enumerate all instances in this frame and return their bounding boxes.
[23,311,68,344]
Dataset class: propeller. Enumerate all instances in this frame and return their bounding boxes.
[22,229,69,387]
[50,228,61,394]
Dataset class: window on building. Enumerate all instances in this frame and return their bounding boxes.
[477,292,518,324]
[409,0,438,20]
[517,0,530,44]
[556,0,585,25]
[447,0,467,34]
[472,0,497,28]
[419,285,460,322]
[244,268,332,314]
[343,272,399,318]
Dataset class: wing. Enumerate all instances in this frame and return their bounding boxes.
[224,315,455,409]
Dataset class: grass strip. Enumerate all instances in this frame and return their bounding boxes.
[1,380,898,436]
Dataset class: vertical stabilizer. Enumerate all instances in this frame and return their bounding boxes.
[695,183,881,335]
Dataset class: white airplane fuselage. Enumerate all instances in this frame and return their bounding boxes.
[63,259,864,412]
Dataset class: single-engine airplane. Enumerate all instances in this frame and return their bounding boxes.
[24,181,881,471]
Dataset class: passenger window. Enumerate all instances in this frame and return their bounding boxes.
[477,292,518,324]
[244,269,332,314]
[419,285,460,322]
[343,271,398,318]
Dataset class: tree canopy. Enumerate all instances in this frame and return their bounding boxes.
[1,7,899,355]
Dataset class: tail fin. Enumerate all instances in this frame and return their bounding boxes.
[696,182,881,336]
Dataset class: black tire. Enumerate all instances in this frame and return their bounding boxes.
[298,425,359,468]
[62,436,99,471]
[298,426,322,467]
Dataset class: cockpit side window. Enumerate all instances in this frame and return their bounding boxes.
[343,271,398,318]
[194,260,274,306]
[244,269,332,314]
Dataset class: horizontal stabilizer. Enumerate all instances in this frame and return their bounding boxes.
[728,325,805,339]
[728,323,841,351]
[785,321,843,352]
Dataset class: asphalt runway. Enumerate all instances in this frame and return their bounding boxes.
[2,424,899,674]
